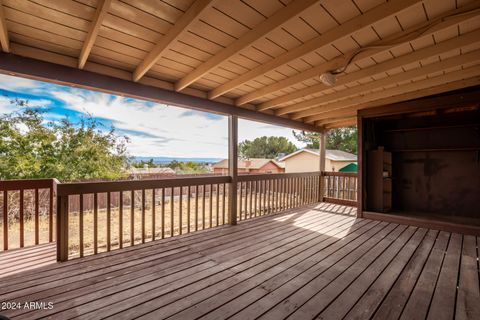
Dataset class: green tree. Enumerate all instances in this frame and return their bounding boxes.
[132,159,158,168]
[238,136,297,159]
[167,160,208,174]
[0,100,129,181]
[293,126,358,154]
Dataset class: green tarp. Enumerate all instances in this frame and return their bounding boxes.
[338,163,357,172]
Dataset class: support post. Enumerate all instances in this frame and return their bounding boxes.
[318,130,326,202]
[357,115,364,218]
[56,194,69,262]
[228,115,238,225]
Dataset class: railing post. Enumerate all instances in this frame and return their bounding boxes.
[318,130,326,202]
[56,192,69,262]
[228,115,238,225]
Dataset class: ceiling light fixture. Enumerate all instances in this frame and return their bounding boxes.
[319,72,336,86]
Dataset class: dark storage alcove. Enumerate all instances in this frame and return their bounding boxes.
[364,106,480,224]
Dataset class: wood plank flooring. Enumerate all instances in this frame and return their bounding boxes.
[0,203,478,320]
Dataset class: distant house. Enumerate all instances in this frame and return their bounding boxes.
[279,149,357,173]
[128,166,175,179]
[212,158,285,174]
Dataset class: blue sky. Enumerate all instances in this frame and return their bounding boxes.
[0,74,306,158]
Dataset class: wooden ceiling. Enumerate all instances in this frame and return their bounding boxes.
[0,0,479,130]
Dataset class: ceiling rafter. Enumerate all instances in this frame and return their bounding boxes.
[133,0,215,82]
[324,117,357,129]
[0,0,9,52]
[314,76,480,125]
[260,31,479,113]
[78,0,112,69]
[289,50,480,120]
[234,2,480,107]
[174,0,320,92]
[209,0,421,100]
[300,64,480,123]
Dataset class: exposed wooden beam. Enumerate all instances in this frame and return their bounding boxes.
[0,52,321,132]
[209,0,420,100]
[0,0,9,52]
[290,49,480,119]
[174,0,320,92]
[300,65,480,123]
[261,31,479,112]
[358,86,480,118]
[133,0,214,82]
[312,77,480,124]
[324,118,357,129]
[78,0,111,69]
[234,2,480,106]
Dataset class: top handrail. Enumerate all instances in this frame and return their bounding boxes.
[237,171,321,182]
[0,178,59,191]
[322,172,357,177]
[57,175,232,196]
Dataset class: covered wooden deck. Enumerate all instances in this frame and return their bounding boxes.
[1,203,479,320]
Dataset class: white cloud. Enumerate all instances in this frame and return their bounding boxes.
[0,73,307,158]
[52,88,229,157]
[0,96,52,115]
[0,74,43,91]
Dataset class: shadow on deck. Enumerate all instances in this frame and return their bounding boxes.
[0,202,478,320]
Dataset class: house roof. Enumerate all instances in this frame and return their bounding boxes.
[279,149,357,162]
[213,158,284,170]
[0,1,477,130]
[128,167,175,175]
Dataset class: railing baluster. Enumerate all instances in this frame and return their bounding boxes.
[263,180,266,215]
[94,193,98,254]
[209,184,213,228]
[19,189,24,248]
[161,188,165,238]
[254,180,258,216]
[141,189,145,243]
[107,192,111,250]
[3,190,7,251]
[195,185,199,231]
[202,185,206,229]
[49,184,54,243]
[248,181,253,218]
[35,188,39,245]
[151,189,155,241]
[216,184,219,227]
[222,183,226,225]
[238,182,243,221]
[179,187,183,235]
[275,179,279,211]
[79,194,84,257]
[170,187,174,237]
[130,190,134,246]
[119,191,123,248]
[265,179,272,213]
[187,186,191,233]
[244,182,248,220]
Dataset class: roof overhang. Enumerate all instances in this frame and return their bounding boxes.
[0,0,478,130]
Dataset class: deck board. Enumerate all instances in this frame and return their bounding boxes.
[0,203,479,320]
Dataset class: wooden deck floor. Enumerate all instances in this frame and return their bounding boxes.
[0,203,479,320]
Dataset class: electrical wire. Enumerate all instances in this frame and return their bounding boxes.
[329,7,480,76]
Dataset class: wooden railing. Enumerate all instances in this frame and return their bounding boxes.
[56,176,231,261]
[323,172,358,206]
[0,179,58,251]
[1,171,352,259]
[237,172,321,221]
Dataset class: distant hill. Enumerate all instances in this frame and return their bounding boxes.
[132,156,222,164]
